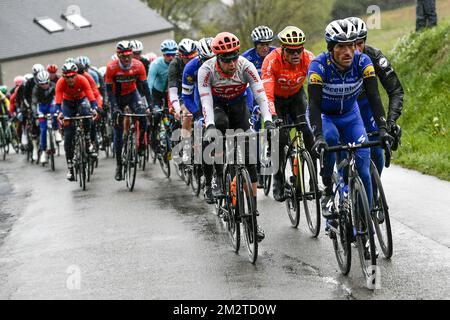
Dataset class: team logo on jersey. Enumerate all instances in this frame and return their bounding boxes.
[363,65,375,79]
[186,75,194,84]
[379,57,388,69]
[309,73,323,85]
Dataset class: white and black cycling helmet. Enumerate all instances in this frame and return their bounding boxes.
[325,19,358,51]
[251,26,274,44]
[197,37,215,61]
[36,70,50,84]
[61,62,78,76]
[76,56,91,68]
[32,63,45,76]
[346,17,368,40]
[131,40,144,53]
[178,38,197,57]
[116,40,133,54]
[23,73,33,85]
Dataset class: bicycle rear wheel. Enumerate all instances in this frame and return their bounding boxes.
[370,162,393,259]
[239,168,258,264]
[301,151,321,237]
[352,176,377,285]
[284,154,300,227]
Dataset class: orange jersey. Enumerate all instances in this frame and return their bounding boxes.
[261,47,314,105]
[55,74,96,104]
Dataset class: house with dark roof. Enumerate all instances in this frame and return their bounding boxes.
[0,0,173,86]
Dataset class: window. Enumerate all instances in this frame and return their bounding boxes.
[61,13,91,29]
[34,17,64,33]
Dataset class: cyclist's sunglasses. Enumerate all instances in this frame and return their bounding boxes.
[218,53,239,63]
[163,53,176,57]
[63,74,76,79]
[284,47,304,55]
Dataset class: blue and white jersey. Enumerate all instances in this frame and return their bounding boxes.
[181,56,202,116]
[307,51,375,115]
[242,46,276,76]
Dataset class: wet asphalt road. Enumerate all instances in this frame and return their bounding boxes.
[0,151,449,300]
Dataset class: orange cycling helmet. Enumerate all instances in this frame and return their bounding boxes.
[212,32,240,55]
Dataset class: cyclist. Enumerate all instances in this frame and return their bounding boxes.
[347,17,404,174]
[243,26,276,75]
[131,40,151,77]
[242,26,276,188]
[148,39,177,152]
[198,32,275,242]
[105,40,152,181]
[168,38,198,162]
[181,37,216,203]
[9,74,31,149]
[24,64,45,160]
[307,19,391,218]
[56,62,98,181]
[261,26,316,201]
[32,70,59,164]
[47,64,60,85]
[0,89,9,138]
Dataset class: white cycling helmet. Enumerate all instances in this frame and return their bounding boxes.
[197,37,215,60]
[178,38,197,57]
[131,39,144,53]
[251,26,274,44]
[346,17,368,40]
[32,63,45,76]
[36,70,50,84]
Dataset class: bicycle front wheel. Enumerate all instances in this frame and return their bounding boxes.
[370,162,393,259]
[239,168,258,264]
[352,176,378,286]
[301,151,321,237]
[225,171,240,252]
[126,134,138,191]
[191,165,202,197]
[284,154,300,227]
[331,173,352,275]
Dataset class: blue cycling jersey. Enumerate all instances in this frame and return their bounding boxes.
[148,57,171,94]
[88,69,100,87]
[307,51,375,115]
[181,57,202,116]
[242,46,276,76]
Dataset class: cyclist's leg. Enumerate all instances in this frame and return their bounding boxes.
[322,114,339,193]
[37,103,49,151]
[272,97,290,201]
[62,100,77,177]
[358,98,384,175]
[341,107,372,209]
[129,91,147,151]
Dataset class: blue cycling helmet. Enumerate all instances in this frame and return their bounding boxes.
[160,39,177,54]
[76,56,91,68]
[325,19,358,51]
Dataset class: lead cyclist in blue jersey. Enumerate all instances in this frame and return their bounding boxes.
[307,19,391,218]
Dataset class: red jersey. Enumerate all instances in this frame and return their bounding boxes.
[83,71,103,108]
[55,74,96,104]
[9,86,18,114]
[262,47,314,104]
[105,58,147,96]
